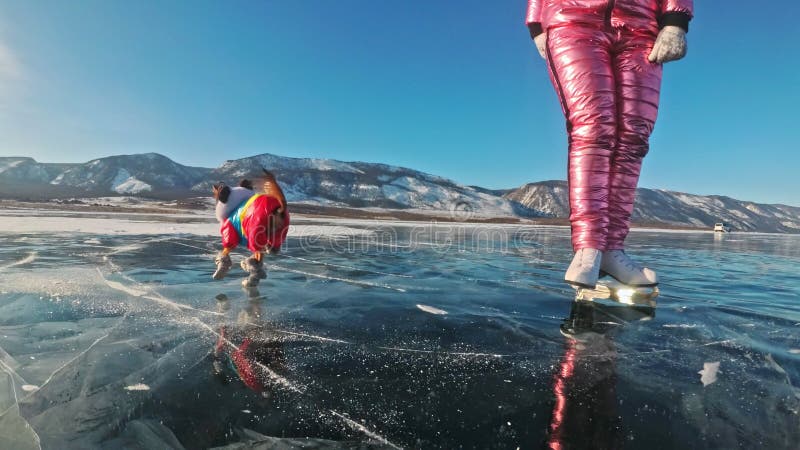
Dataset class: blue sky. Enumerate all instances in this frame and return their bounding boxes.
[0,1,798,205]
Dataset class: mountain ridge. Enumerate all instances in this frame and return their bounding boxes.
[1,152,797,232]
[504,180,800,233]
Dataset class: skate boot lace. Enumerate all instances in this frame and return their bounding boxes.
[614,251,642,272]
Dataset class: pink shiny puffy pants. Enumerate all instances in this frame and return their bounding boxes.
[545,26,662,251]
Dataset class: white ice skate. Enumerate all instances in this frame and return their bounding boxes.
[600,250,658,287]
[569,250,659,308]
[564,248,603,289]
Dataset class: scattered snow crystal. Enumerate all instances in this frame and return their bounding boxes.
[698,362,720,387]
[417,304,448,315]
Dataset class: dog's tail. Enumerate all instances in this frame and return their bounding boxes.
[262,168,287,214]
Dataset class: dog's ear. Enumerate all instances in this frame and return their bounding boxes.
[213,183,231,203]
[218,186,231,203]
[239,179,254,190]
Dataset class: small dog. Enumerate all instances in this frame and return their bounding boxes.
[212,169,290,286]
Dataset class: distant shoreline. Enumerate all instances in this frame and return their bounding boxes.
[2,198,796,235]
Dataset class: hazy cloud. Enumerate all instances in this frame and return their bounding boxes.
[0,40,23,80]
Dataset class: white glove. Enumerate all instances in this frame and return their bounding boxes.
[534,33,547,59]
[648,25,687,64]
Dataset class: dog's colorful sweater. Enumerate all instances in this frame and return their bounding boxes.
[220,194,289,253]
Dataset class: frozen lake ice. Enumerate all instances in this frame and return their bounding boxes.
[0,213,798,449]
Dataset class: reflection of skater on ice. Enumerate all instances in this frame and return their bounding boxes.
[548,300,655,449]
[526,0,693,289]
[211,169,290,287]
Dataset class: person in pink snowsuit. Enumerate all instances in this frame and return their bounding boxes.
[526,0,693,288]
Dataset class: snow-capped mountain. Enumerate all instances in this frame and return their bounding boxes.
[50,153,211,195]
[0,157,71,183]
[505,180,800,233]
[2,152,798,231]
[197,153,537,217]
[0,153,211,199]
[0,152,537,217]
[503,181,571,218]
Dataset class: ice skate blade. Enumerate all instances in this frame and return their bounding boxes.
[572,278,658,308]
[565,279,597,290]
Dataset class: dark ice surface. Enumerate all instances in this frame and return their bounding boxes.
[0,221,798,449]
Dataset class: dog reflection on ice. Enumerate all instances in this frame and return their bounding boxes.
[547,301,655,450]
[212,288,286,397]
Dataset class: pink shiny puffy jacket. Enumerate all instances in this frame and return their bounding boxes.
[526,0,693,36]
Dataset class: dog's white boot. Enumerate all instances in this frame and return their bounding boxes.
[565,248,603,288]
[212,253,232,280]
[600,250,658,287]
[240,256,267,280]
[240,256,266,287]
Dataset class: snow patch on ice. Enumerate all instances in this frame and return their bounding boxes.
[698,361,720,386]
[417,304,448,315]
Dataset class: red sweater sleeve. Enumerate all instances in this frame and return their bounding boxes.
[220,219,239,249]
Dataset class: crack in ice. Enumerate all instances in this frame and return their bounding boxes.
[328,410,402,449]
[281,254,413,278]
[0,252,37,272]
[269,264,407,292]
